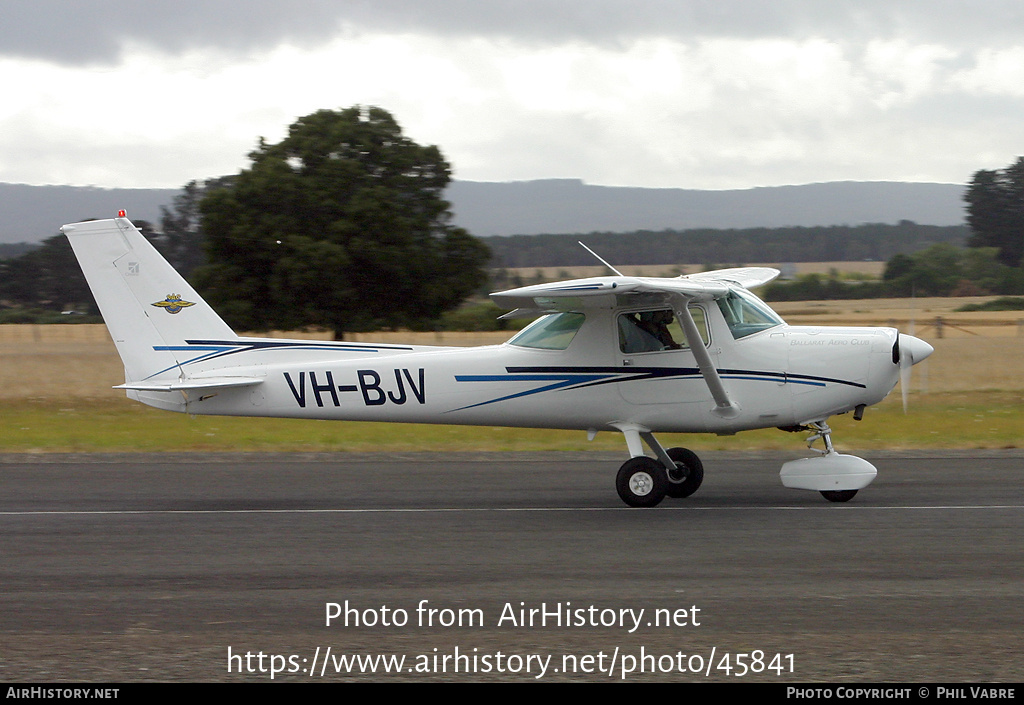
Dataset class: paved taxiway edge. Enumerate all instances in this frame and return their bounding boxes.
[3,449,1024,464]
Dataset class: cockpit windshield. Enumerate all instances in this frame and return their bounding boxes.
[508,312,586,350]
[717,289,784,339]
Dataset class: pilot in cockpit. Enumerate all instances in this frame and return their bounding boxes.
[638,310,681,350]
[619,310,682,352]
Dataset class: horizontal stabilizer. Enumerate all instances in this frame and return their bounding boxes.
[114,376,264,393]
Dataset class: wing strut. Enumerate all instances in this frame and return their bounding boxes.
[672,294,740,418]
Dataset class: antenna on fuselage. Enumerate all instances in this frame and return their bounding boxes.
[578,241,624,277]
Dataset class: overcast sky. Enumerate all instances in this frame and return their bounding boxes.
[3,0,1023,190]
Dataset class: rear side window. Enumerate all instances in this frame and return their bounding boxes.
[509,312,586,350]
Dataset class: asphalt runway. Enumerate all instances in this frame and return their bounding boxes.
[0,451,1021,682]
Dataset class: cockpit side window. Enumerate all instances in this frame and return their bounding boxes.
[618,308,708,353]
[508,312,586,350]
[717,289,784,339]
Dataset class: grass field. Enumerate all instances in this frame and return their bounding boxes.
[3,391,1022,453]
[1,300,1022,453]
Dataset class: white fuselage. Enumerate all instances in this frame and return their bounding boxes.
[134,304,901,435]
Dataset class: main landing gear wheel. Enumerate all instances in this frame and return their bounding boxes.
[616,457,667,508]
[664,447,704,499]
[820,489,858,503]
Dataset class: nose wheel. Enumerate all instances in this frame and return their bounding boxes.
[820,489,858,502]
[779,419,876,502]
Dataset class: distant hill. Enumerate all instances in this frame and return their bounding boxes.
[484,223,969,269]
[0,184,176,244]
[0,179,965,245]
[447,179,967,236]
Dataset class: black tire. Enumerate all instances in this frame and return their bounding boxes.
[664,447,704,498]
[616,457,667,508]
[820,489,858,503]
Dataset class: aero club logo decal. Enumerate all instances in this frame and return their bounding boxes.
[151,294,196,314]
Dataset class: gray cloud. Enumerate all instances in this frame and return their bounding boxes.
[4,1,1024,190]
[7,1,1024,66]
[0,1,352,64]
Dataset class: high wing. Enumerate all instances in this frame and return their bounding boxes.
[490,267,780,314]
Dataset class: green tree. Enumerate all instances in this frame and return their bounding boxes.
[882,253,915,282]
[153,177,234,278]
[881,243,1010,297]
[0,221,155,315]
[194,107,490,335]
[965,157,1024,267]
[899,243,963,296]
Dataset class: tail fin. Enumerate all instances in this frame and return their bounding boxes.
[62,214,236,385]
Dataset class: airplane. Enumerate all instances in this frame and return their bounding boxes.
[62,213,933,508]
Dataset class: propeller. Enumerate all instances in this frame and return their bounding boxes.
[896,333,935,412]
